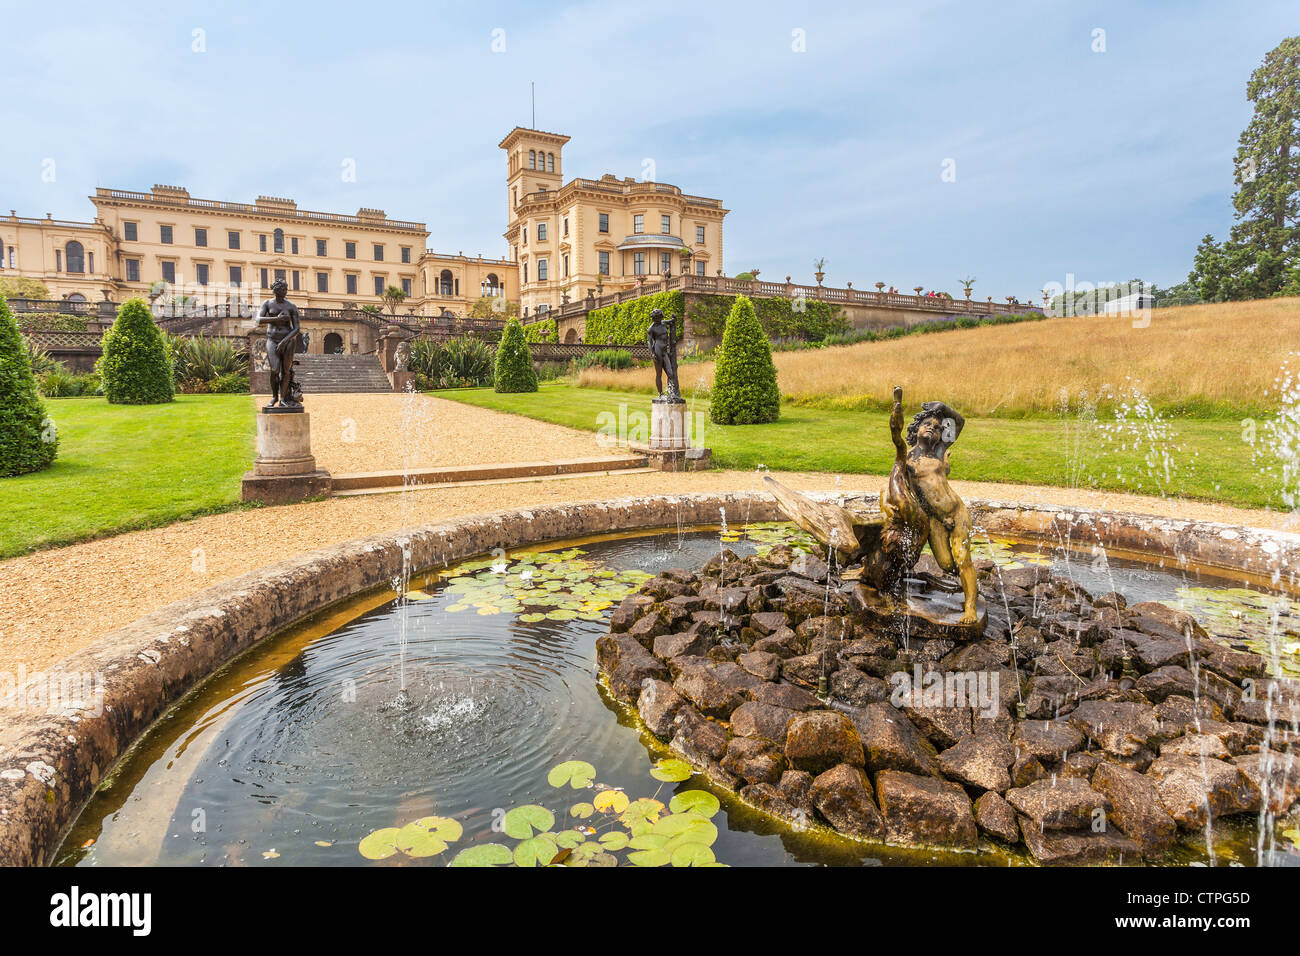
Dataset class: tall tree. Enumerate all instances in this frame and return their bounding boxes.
[1193,37,1300,300]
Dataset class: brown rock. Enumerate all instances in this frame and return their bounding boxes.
[653,629,715,661]
[637,678,685,738]
[1232,752,1300,814]
[738,650,781,682]
[1147,754,1262,828]
[850,702,941,777]
[750,680,822,712]
[721,735,785,785]
[1018,816,1140,865]
[1005,778,1112,830]
[830,666,888,706]
[1068,699,1166,757]
[596,633,669,702]
[938,734,1015,792]
[1091,761,1178,858]
[672,659,758,718]
[1012,719,1087,762]
[810,763,885,838]
[670,704,729,762]
[785,711,865,774]
[749,611,790,636]
[731,701,798,740]
[974,791,1021,844]
[876,770,978,849]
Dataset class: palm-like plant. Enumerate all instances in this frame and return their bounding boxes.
[382,285,407,316]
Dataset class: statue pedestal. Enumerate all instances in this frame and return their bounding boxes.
[241,411,332,503]
[646,398,711,471]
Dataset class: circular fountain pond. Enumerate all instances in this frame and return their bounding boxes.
[57,523,1299,867]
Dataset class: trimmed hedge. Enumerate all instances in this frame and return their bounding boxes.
[710,296,780,425]
[688,294,848,342]
[494,318,538,393]
[523,318,558,343]
[100,298,174,404]
[0,294,58,476]
[586,290,685,345]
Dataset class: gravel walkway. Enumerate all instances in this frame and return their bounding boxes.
[1,393,1294,674]
[305,392,617,473]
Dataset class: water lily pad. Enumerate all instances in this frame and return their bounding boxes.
[358,827,402,860]
[569,802,594,819]
[669,790,720,818]
[502,804,555,839]
[650,758,693,782]
[619,797,665,829]
[395,816,462,857]
[449,843,513,867]
[670,843,716,867]
[652,812,718,847]
[598,830,630,850]
[627,847,671,867]
[547,760,596,789]
[593,789,630,814]
[513,834,560,867]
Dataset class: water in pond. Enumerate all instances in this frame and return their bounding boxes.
[58,524,1299,867]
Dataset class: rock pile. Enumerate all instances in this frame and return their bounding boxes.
[595,541,1300,865]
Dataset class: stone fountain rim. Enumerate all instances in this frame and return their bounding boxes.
[0,491,1295,866]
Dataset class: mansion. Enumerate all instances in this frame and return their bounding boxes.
[0,127,728,321]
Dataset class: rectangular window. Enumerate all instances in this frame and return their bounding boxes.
[523,262,528,283]
[261,268,269,289]
[696,225,705,244]
[373,244,384,261]
[537,222,547,241]
[55,250,62,271]
[598,251,610,275]
[345,241,357,259]
[228,230,240,249]
[259,234,267,252]
[522,225,527,245]
[696,260,705,276]
[126,259,140,282]
[291,237,299,255]
[633,214,644,234]
[563,254,569,277]
[196,263,210,285]
[661,215,671,235]
[633,252,645,275]
[598,213,609,233]
[537,259,548,281]
[400,246,411,264]
[88,252,94,274]
[374,276,385,296]
[292,270,300,291]
[195,227,207,247]
[124,221,138,241]
[317,272,328,293]
[160,225,173,244]
[402,277,412,296]
[161,260,176,283]
[346,273,358,295]
[660,252,671,274]
[274,269,286,285]
[316,239,327,256]
[230,265,242,285]
[562,217,569,237]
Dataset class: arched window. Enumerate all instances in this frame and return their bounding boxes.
[439,269,454,296]
[547,153,554,173]
[273,228,285,253]
[529,150,536,170]
[67,293,87,304]
[485,273,499,294]
[65,241,85,274]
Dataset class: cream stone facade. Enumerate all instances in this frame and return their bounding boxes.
[1,127,726,321]
[499,127,728,317]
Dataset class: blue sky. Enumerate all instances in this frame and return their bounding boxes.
[1,0,1294,299]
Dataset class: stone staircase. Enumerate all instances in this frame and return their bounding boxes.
[293,353,395,393]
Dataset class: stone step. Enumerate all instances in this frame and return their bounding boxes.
[291,352,395,393]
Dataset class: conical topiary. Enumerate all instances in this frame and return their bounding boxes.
[710,294,780,424]
[494,318,538,393]
[99,297,174,404]
[0,294,58,476]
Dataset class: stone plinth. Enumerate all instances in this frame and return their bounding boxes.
[646,398,711,471]
[241,411,332,503]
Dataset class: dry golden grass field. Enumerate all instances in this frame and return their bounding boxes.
[577,297,1300,417]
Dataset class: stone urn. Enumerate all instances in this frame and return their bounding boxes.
[875,282,885,294]
[913,286,924,296]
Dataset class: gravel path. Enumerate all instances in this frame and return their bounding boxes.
[2,393,1294,674]
[305,392,617,473]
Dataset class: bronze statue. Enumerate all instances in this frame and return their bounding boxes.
[647,308,680,402]
[765,385,983,637]
[256,278,303,410]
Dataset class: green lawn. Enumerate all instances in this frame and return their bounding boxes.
[434,383,1278,510]
[0,395,256,558]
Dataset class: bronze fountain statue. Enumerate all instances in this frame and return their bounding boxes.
[646,308,681,403]
[765,385,984,639]
[256,278,304,412]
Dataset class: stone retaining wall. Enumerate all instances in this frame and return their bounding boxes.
[0,493,1295,866]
